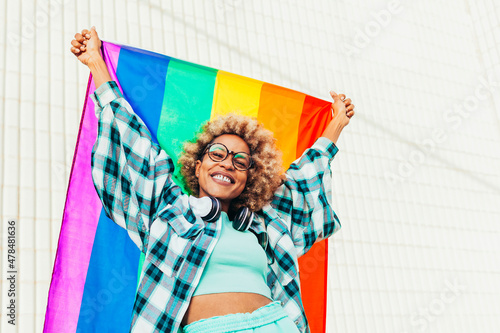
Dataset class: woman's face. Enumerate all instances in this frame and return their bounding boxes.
[195,134,250,210]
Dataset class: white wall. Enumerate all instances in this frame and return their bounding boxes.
[1,0,499,332]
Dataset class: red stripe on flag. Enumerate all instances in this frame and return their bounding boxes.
[297,94,333,333]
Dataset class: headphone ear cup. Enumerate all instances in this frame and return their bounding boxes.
[232,207,254,232]
[203,196,221,222]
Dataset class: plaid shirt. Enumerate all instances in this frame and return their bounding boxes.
[91,81,341,333]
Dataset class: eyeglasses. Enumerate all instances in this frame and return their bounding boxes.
[202,143,253,171]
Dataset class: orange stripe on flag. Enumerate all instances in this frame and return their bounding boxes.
[257,83,305,167]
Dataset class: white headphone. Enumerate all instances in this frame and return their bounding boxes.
[189,196,253,231]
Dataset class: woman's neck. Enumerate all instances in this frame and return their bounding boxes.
[220,200,230,214]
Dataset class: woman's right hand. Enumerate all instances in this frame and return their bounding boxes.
[70,27,102,66]
[70,27,111,88]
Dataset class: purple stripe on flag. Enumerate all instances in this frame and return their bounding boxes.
[44,42,123,332]
[102,41,121,82]
[44,79,102,333]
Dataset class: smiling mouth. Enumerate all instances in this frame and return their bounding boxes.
[211,174,234,184]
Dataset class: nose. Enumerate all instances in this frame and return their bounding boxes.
[219,155,234,170]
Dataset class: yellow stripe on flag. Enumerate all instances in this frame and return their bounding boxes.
[211,71,263,119]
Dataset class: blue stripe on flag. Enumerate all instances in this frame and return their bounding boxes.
[76,209,140,332]
[116,45,171,143]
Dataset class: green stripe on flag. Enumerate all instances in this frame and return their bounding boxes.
[157,59,218,192]
[136,252,145,291]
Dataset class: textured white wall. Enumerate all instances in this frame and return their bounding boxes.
[1,0,499,332]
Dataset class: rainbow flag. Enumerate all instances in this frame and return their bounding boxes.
[44,41,333,333]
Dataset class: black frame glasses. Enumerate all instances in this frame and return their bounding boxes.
[202,143,253,171]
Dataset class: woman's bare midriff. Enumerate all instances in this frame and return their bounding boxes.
[181,292,273,326]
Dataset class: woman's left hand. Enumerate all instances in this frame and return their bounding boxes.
[320,91,355,144]
[330,91,355,128]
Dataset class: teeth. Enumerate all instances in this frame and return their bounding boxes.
[213,174,231,183]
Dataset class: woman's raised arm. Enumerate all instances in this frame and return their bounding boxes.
[71,28,183,253]
[270,92,355,257]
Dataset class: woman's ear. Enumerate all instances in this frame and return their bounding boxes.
[195,160,201,178]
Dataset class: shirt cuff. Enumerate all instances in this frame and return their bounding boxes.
[312,137,339,162]
[90,81,123,115]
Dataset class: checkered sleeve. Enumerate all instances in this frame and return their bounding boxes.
[90,81,177,253]
[271,137,342,257]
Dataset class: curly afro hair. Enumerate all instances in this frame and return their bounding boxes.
[178,113,284,213]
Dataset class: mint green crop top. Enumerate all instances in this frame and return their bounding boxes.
[193,212,272,300]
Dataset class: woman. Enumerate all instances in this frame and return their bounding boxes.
[71,27,354,333]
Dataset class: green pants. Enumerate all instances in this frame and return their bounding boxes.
[182,301,300,333]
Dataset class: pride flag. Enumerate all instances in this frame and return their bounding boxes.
[44,41,334,333]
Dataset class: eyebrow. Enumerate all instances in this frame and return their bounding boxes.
[211,142,250,154]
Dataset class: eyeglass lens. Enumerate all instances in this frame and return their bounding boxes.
[207,143,251,170]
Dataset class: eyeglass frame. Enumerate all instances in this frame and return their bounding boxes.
[201,142,254,171]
